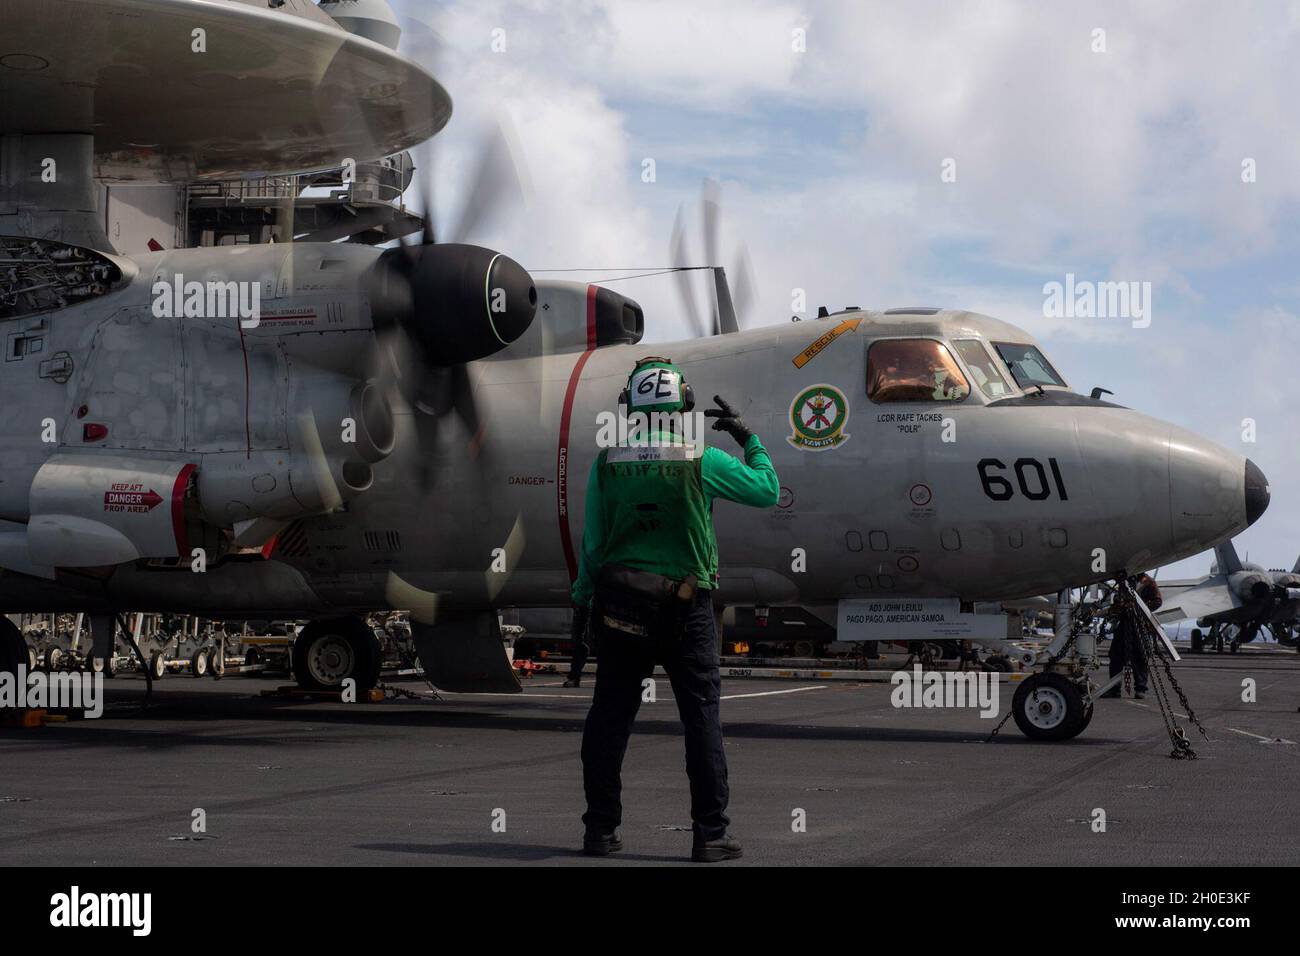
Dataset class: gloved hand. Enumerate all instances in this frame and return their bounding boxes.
[704,395,753,446]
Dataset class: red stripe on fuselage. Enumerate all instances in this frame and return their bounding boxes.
[556,286,599,582]
[171,463,197,558]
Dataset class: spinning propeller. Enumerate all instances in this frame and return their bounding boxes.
[669,178,757,338]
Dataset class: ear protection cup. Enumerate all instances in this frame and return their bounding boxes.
[681,383,695,412]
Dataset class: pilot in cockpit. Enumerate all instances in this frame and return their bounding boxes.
[869,341,969,403]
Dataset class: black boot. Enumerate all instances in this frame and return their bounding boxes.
[582,827,622,857]
[692,832,743,863]
[563,674,581,688]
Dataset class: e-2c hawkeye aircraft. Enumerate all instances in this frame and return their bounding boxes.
[0,0,1270,742]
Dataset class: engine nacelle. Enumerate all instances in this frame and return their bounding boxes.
[508,281,645,358]
[369,243,537,366]
[1229,570,1271,601]
[1272,571,1300,590]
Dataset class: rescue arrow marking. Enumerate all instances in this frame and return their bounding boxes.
[791,317,862,368]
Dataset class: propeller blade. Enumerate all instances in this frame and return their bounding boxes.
[701,178,722,263]
[701,179,723,335]
[420,170,436,246]
[448,121,530,245]
[669,206,708,339]
[449,364,485,459]
[732,243,756,330]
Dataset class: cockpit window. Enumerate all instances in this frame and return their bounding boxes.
[951,339,1013,399]
[992,342,1065,389]
[867,339,971,403]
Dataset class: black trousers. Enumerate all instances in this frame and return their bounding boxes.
[567,621,590,679]
[580,587,729,841]
[1109,618,1149,692]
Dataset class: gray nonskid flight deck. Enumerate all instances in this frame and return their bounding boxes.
[2,649,1296,867]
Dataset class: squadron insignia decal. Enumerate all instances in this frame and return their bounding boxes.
[787,384,851,451]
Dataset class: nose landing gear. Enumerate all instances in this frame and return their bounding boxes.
[1011,672,1094,741]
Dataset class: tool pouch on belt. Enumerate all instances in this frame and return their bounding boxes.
[594,564,697,641]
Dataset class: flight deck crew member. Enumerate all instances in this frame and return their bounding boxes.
[572,356,780,862]
[1103,572,1163,699]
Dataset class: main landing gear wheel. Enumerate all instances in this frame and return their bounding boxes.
[293,618,381,692]
[1012,673,1093,741]
[0,617,25,678]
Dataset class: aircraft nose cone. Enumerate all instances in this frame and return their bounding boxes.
[1244,458,1270,527]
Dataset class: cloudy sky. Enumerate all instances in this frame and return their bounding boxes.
[388,0,1300,578]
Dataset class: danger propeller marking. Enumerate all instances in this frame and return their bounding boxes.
[104,486,164,513]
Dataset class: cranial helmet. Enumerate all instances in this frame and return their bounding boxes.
[620,355,695,415]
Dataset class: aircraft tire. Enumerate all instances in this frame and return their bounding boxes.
[45,647,62,670]
[0,617,25,679]
[1012,673,1090,742]
[1078,697,1095,734]
[293,618,379,691]
[190,649,208,678]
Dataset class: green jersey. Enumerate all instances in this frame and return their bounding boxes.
[571,433,780,606]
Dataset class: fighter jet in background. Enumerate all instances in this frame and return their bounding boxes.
[1156,541,1299,652]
